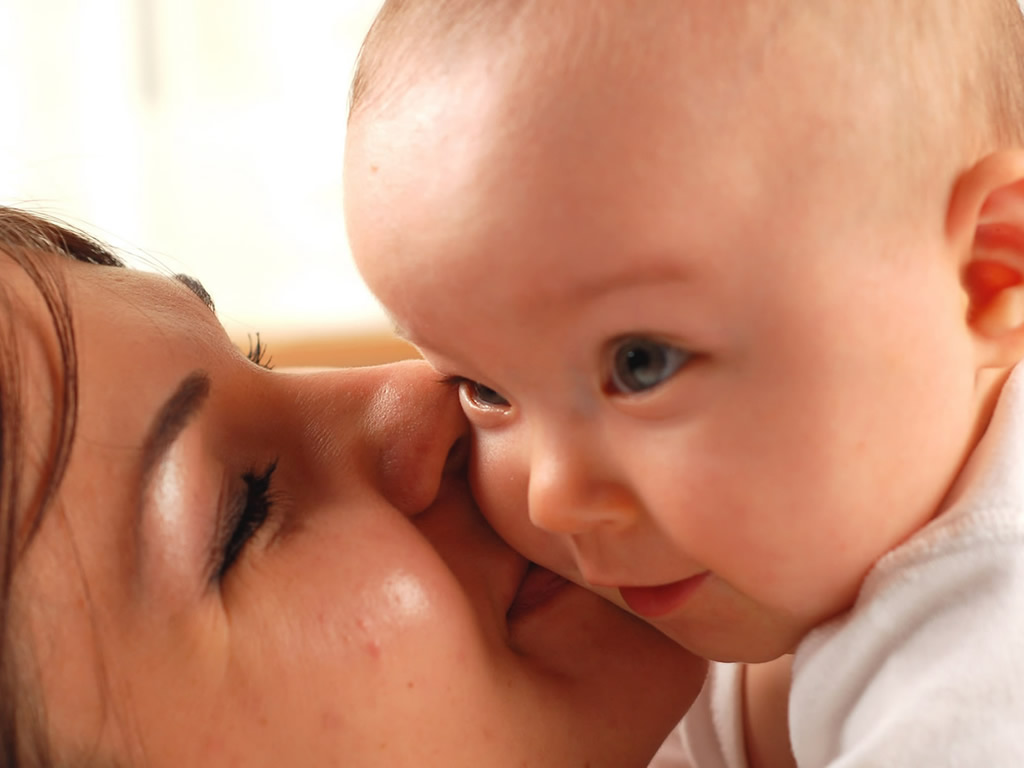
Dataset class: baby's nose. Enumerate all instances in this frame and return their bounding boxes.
[527,429,640,535]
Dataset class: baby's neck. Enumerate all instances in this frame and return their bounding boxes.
[932,365,1015,520]
[742,656,797,768]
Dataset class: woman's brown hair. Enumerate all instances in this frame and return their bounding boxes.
[0,208,123,767]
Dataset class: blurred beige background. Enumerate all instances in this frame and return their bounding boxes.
[0,0,417,366]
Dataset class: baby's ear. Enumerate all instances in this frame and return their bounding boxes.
[949,150,1024,367]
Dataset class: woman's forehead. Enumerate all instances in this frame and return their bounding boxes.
[67,260,218,327]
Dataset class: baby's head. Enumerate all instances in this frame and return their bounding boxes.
[345,0,1024,662]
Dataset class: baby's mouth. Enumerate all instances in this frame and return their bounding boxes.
[506,563,571,623]
[619,572,710,618]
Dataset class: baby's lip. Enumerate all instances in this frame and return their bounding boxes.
[507,563,571,623]
[619,572,710,618]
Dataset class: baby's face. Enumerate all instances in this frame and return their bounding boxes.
[346,5,982,661]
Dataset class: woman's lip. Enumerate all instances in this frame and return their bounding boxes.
[619,573,709,618]
[507,563,571,622]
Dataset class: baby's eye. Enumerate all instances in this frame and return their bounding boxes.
[458,379,511,409]
[607,337,690,394]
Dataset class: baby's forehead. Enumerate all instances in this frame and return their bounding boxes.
[364,2,911,147]
[350,0,1024,274]
[356,1,1002,148]
[494,9,897,169]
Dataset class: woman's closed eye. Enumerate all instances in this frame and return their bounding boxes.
[215,459,279,581]
[245,332,274,370]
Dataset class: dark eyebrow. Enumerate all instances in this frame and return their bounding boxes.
[173,273,216,312]
[139,370,211,507]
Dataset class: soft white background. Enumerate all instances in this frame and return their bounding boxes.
[0,0,389,341]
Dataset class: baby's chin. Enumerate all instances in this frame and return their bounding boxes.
[596,575,805,662]
[649,607,808,664]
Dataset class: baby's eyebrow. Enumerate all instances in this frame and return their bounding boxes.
[563,262,693,302]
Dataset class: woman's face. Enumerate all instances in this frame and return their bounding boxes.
[7,253,704,767]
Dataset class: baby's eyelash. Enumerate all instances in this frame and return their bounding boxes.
[438,373,467,390]
[437,373,510,408]
[246,332,274,369]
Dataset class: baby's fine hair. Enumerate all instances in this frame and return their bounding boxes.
[350,0,1024,172]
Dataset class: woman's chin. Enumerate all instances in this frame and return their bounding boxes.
[510,582,707,756]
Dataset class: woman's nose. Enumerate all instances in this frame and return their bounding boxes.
[288,360,468,516]
[357,360,469,516]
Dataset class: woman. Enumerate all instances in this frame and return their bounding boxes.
[0,208,705,766]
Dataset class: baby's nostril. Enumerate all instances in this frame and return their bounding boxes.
[444,435,469,473]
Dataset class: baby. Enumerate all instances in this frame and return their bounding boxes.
[343,0,1024,765]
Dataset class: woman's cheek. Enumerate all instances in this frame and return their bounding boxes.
[253,521,466,668]
[218,548,492,759]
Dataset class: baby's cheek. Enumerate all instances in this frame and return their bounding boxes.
[467,428,579,577]
[466,426,527,533]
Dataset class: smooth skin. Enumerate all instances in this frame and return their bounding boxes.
[7,252,705,767]
[346,1,1024,663]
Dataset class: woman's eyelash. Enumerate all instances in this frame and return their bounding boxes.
[217,459,278,581]
[246,332,274,369]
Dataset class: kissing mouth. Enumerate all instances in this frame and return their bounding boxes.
[507,563,571,623]
[619,573,709,618]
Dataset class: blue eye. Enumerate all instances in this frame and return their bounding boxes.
[608,337,689,394]
[462,379,510,408]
